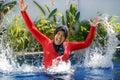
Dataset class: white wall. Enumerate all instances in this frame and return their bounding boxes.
[79,0,120,20]
[4,0,120,21]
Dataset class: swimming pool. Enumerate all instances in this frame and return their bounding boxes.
[0,53,120,80]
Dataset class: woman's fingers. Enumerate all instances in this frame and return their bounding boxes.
[24,4,28,10]
[21,0,24,3]
[19,0,27,11]
[94,17,99,25]
[89,17,99,27]
[88,20,92,25]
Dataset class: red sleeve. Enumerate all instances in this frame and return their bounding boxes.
[21,11,50,47]
[68,26,96,51]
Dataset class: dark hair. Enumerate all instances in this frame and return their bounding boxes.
[54,25,68,38]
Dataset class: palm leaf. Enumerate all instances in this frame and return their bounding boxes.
[2,1,16,8]
[62,16,66,25]
[70,4,76,16]
[44,4,50,12]
[0,1,3,8]
[66,10,70,27]
[75,12,80,21]
[47,8,57,19]
[33,1,46,16]
[2,1,16,14]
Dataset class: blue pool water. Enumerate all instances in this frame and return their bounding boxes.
[0,54,120,80]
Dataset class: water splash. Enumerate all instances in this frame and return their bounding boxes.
[0,38,73,74]
[84,14,119,68]
[46,56,74,74]
[0,42,18,72]
[0,40,73,74]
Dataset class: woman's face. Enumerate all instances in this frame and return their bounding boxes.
[54,30,65,45]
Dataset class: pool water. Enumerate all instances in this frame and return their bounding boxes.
[0,54,120,80]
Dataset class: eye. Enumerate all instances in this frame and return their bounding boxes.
[56,31,65,38]
[61,34,65,37]
[57,32,60,35]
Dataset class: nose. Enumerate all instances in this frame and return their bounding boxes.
[58,34,62,39]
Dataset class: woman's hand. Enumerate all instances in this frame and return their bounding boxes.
[89,17,99,27]
[19,0,28,11]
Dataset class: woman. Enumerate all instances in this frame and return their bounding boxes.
[19,0,99,69]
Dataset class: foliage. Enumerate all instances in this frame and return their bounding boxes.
[69,20,90,41]
[94,23,108,48]
[109,16,120,33]
[35,19,55,39]
[108,16,120,57]
[33,1,46,17]
[62,3,80,41]
[6,16,42,52]
[33,0,62,39]
[0,1,17,23]
[116,33,120,41]
[62,4,80,27]
[7,16,29,51]
[25,32,42,52]
[108,16,120,41]
[114,48,120,58]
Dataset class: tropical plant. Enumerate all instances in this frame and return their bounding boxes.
[95,23,108,48]
[7,16,29,51]
[33,0,63,39]
[116,32,120,41]
[72,20,90,41]
[108,16,120,58]
[108,16,120,41]
[6,15,42,52]
[0,1,17,23]
[108,16,120,33]
[62,3,80,41]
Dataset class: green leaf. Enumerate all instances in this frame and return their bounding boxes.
[66,11,70,26]
[2,1,16,9]
[44,4,50,12]
[2,1,16,14]
[70,4,76,15]
[20,37,25,48]
[62,16,66,25]
[75,12,80,21]
[33,1,46,16]
[53,15,56,23]
[0,2,3,8]
[47,8,57,19]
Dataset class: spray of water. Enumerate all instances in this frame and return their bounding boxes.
[46,56,73,74]
[0,39,18,72]
[0,39,73,74]
[84,14,119,68]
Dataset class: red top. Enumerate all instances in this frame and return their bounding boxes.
[21,11,96,69]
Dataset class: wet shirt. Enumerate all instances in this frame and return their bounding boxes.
[21,11,96,69]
